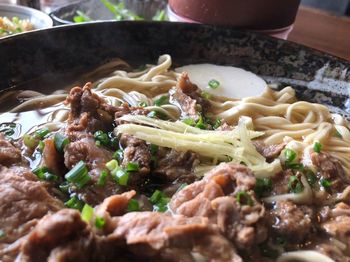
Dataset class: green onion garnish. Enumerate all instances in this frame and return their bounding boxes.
[254,178,272,197]
[284,149,297,162]
[147,110,167,120]
[195,115,207,130]
[59,182,70,193]
[113,149,124,163]
[106,159,119,171]
[54,133,70,153]
[320,178,332,189]
[313,142,322,153]
[116,169,129,186]
[43,172,58,182]
[23,134,38,149]
[149,190,170,212]
[154,95,169,106]
[35,128,50,139]
[126,162,139,172]
[38,141,45,152]
[335,130,342,138]
[213,118,222,129]
[201,91,212,100]
[65,196,84,210]
[127,199,140,212]
[95,216,106,229]
[182,118,196,126]
[0,229,5,238]
[139,101,148,107]
[94,131,110,146]
[236,191,253,206]
[305,170,317,187]
[97,170,108,187]
[65,161,91,189]
[150,144,158,155]
[288,176,303,193]
[81,203,94,223]
[208,79,220,89]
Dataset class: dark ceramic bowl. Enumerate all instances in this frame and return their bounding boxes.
[0,21,349,118]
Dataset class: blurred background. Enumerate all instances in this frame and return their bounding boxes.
[302,0,350,15]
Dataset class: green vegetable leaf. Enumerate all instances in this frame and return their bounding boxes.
[313,142,322,153]
[208,79,220,89]
[288,176,303,193]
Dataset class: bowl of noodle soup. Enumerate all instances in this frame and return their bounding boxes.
[0,21,349,262]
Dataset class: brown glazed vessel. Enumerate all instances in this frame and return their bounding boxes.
[168,0,301,30]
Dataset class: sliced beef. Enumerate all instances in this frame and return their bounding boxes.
[65,83,115,134]
[0,134,22,166]
[153,147,199,181]
[316,244,350,262]
[311,152,349,191]
[18,204,242,261]
[120,134,151,180]
[252,140,285,161]
[114,103,149,126]
[169,163,267,249]
[270,169,294,195]
[20,209,94,262]
[170,72,210,120]
[0,166,63,260]
[267,200,314,242]
[321,202,350,244]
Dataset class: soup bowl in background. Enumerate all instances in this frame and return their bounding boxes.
[168,0,301,39]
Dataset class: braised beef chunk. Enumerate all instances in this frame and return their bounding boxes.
[321,202,350,244]
[65,83,114,134]
[120,134,151,178]
[267,200,314,242]
[20,208,242,262]
[154,147,199,181]
[0,166,62,260]
[311,152,349,190]
[170,163,267,249]
[252,140,285,161]
[114,103,150,126]
[0,134,22,166]
[170,72,210,120]
[20,209,93,262]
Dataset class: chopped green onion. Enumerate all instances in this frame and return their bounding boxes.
[305,170,317,187]
[59,182,70,193]
[0,229,5,238]
[149,190,162,204]
[139,101,148,107]
[113,149,124,163]
[213,118,222,129]
[320,178,332,189]
[94,131,110,146]
[182,118,196,126]
[65,196,84,210]
[236,191,253,206]
[35,128,50,139]
[154,95,170,106]
[150,144,158,155]
[288,176,303,193]
[313,142,322,153]
[254,178,272,197]
[127,199,140,212]
[195,115,207,130]
[106,159,119,171]
[43,172,58,182]
[37,141,45,152]
[208,79,220,89]
[116,169,129,186]
[95,216,106,229]
[97,170,108,187]
[284,149,297,163]
[81,204,94,223]
[201,91,212,100]
[286,163,304,170]
[126,162,139,172]
[65,161,91,189]
[54,133,70,153]
[32,166,48,179]
[23,134,38,149]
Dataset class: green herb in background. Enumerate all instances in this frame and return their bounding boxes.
[73,10,92,23]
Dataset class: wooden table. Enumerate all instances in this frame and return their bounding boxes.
[289,6,350,61]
